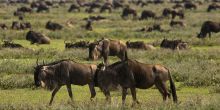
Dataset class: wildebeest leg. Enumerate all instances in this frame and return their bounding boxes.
[49,86,61,105]
[130,87,139,105]
[103,90,111,102]
[155,81,170,101]
[66,84,73,101]
[122,88,127,105]
[208,32,211,38]
[88,83,96,100]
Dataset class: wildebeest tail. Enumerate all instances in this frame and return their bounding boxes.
[168,70,178,103]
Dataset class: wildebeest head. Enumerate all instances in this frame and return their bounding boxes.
[88,42,101,60]
[34,64,56,90]
[197,32,205,38]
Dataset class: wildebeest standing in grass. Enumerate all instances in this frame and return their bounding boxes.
[139,10,156,20]
[184,2,197,10]
[160,39,187,50]
[100,3,112,13]
[34,59,97,105]
[170,20,186,27]
[171,10,184,19]
[68,4,80,12]
[96,59,177,105]
[37,3,49,13]
[0,23,8,30]
[89,39,127,65]
[46,21,63,31]
[207,3,220,12]
[26,30,50,44]
[121,6,137,19]
[197,21,220,38]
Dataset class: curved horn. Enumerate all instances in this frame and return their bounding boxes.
[36,59,39,66]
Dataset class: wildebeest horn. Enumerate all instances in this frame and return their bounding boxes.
[36,59,39,66]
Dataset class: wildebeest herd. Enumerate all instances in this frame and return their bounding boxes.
[0,0,220,107]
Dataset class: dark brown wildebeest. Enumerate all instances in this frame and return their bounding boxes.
[37,3,49,13]
[89,39,127,65]
[172,3,184,9]
[11,21,31,30]
[171,10,184,19]
[139,10,156,20]
[26,30,50,44]
[207,3,220,12]
[85,2,102,13]
[46,21,63,31]
[121,6,137,19]
[96,59,177,105]
[113,1,124,9]
[139,24,169,33]
[84,19,93,31]
[1,40,23,48]
[197,21,220,38]
[170,20,186,27]
[31,1,40,8]
[34,59,97,105]
[160,39,187,50]
[83,15,106,21]
[17,6,32,13]
[0,23,8,30]
[68,4,80,12]
[184,2,197,10]
[13,11,24,17]
[162,8,173,17]
[100,3,112,13]
[65,41,90,48]
[126,41,155,50]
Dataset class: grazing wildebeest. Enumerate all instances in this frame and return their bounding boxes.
[89,39,127,65]
[100,3,112,13]
[184,2,197,10]
[0,23,8,30]
[140,24,169,33]
[96,59,177,105]
[85,19,93,31]
[1,40,23,48]
[207,3,220,12]
[34,59,97,105]
[11,21,31,30]
[85,2,102,13]
[37,4,49,13]
[26,31,50,44]
[171,10,184,19]
[83,15,106,21]
[160,39,187,50]
[139,10,156,20]
[121,6,137,19]
[172,3,183,9]
[68,4,80,12]
[46,21,63,31]
[162,8,173,17]
[13,11,24,17]
[65,41,90,48]
[126,41,155,50]
[17,6,32,13]
[170,20,186,27]
[197,21,220,38]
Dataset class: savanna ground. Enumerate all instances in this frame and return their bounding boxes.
[0,1,220,110]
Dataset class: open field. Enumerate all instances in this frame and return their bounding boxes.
[0,1,220,110]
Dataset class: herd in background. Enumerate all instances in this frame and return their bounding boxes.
[0,0,220,106]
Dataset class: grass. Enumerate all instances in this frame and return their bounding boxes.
[0,1,220,109]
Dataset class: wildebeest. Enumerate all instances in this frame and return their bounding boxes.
[84,19,93,31]
[85,2,102,13]
[11,21,31,30]
[207,3,220,12]
[197,21,220,38]
[0,23,8,30]
[170,20,186,27]
[126,41,155,50]
[171,10,184,19]
[121,6,137,19]
[140,24,169,32]
[89,39,127,65]
[68,4,80,12]
[34,59,97,105]
[96,59,177,105]
[172,3,184,9]
[100,3,112,13]
[37,3,49,13]
[46,21,63,31]
[160,39,187,50]
[17,6,32,13]
[1,40,23,48]
[162,8,172,17]
[65,41,90,48]
[139,10,156,20]
[112,0,124,9]
[184,2,197,10]
[83,15,106,21]
[13,11,24,17]
[26,30,50,44]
